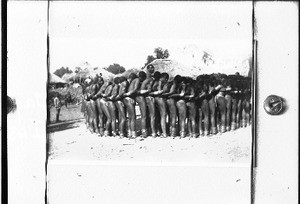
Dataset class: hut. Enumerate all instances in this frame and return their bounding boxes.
[74,67,114,83]
[61,72,76,83]
[48,73,67,88]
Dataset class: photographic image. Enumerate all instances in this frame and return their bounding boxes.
[47,1,253,164]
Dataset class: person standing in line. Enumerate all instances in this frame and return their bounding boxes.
[162,75,181,138]
[115,76,129,138]
[135,71,148,138]
[148,71,163,137]
[54,93,62,122]
[153,72,169,138]
[99,78,114,137]
[123,73,140,139]
[140,72,155,137]
[185,77,197,138]
[107,77,120,137]
[170,77,187,138]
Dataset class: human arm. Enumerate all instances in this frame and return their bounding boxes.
[115,82,127,100]
[149,80,165,96]
[108,85,119,100]
[102,85,113,98]
[161,82,176,97]
[169,83,186,98]
[93,83,108,99]
[184,87,195,99]
[124,79,140,96]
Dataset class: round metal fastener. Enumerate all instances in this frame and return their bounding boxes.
[263,95,284,115]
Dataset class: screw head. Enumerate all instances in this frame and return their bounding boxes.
[263,95,284,115]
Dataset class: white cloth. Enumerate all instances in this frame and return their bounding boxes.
[54,97,61,109]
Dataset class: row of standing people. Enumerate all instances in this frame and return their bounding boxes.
[81,66,251,139]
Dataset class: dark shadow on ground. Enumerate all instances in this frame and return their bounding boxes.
[47,120,82,133]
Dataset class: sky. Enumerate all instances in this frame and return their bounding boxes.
[49,1,253,72]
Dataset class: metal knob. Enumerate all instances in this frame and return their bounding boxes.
[263,95,284,115]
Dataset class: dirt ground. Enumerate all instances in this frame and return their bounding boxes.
[47,120,251,164]
[49,104,84,124]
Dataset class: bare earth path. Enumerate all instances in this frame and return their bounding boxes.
[47,121,251,164]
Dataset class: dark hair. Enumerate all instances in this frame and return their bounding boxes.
[186,77,194,84]
[119,76,127,83]
[181,77,189,84]
[207,75,216,87]
[128,73,138,80]
[113,77,120,84]
[196,75,202,82]
[161,72,169,80]
[174,75,182,83]
[194,80,203,93]
[138,71,147,80]
[153,71,161,80]
[178,78,186,92]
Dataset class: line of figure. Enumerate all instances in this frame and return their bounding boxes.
[80,65,251,139]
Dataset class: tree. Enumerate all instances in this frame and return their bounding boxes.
[145,55,156,65]
[154,47,169,59]
[105,63,126,75]
[145,47,170,66]
[53,66,73,78]
[163,49,170,59]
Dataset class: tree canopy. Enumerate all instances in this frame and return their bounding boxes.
[104,63,126,75]
[154,47,169,59]
[53,67,73,78]
[145,47,170,66]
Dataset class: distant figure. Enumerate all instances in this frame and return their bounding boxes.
[54,94,62,122]
[65,91,72,107]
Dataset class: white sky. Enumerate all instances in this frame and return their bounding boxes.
[49,1,253,72]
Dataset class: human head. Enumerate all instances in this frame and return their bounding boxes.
[196,75,202,82]
[146,64,155,74]
[174,75,182,83]
[127,73,137,83]
[179,77,187,91]
[185,77,194,85]
[106,77,113,84]
[84,78,92,86]
[93,75,99,84]
[180,77,187,84]
[98,75,104,86]
[160,72,169,82]
[208,75,217,87]
[153,71,161,81]
[119,76,127,83]
[113,77,120,84]
[129,72,137,79]
[138,71,147,82]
